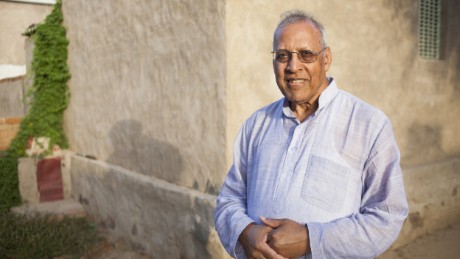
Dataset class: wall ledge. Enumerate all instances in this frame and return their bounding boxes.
[2,0,55,5]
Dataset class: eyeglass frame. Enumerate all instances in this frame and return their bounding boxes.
[271,47,328,63]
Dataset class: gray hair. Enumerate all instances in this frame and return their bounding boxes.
[273,10,327,49]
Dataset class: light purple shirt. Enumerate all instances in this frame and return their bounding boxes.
[214,79,408,258]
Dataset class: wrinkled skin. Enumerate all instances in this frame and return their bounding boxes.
[238,223,287,259]
[273,21,332,122]
[262,217,310,259]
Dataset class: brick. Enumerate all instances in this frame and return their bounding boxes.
[8,132,19,139]
[0,124,11,131]
[4,124,18,131]
[0,144,9,150]
[0,138,10,146]
[6,117,22,124]
[0,131,8,138]
[8,127,19,134]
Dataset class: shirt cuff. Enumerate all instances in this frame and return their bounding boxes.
[307,221,324,258]
[231,218,255,258]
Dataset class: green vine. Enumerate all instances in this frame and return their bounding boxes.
[0,0,70,211]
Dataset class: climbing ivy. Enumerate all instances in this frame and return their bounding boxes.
[0,0,70,211]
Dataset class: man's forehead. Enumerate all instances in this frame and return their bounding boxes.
[275,21,322,46]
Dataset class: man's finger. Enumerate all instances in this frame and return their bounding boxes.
[260,216,283,228]
[259,242,287,259]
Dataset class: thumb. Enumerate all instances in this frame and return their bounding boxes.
[260,216,283,228]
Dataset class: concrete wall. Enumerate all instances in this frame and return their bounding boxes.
[70,155,230,258]
[62,0,227,194]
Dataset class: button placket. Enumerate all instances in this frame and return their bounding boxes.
[273,124,305,213]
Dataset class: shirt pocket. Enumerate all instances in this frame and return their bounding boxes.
[301,155,351,213]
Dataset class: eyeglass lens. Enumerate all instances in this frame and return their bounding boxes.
[274,50,320,63]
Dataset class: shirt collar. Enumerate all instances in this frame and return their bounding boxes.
[282,77,339,118]
[318,77,339,110]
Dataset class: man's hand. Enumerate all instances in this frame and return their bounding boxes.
[260,217,311,258]
[238,223,287,259]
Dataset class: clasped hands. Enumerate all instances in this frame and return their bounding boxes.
[238,216,310,259]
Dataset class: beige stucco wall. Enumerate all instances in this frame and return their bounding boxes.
[226,0,460,248]
[70,155,230,258]
[62,0,227,194]
[0,1,52,65]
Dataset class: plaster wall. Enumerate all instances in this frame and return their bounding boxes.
[70,155,230,259]
[0,1,52,65]
[62,0,226,194]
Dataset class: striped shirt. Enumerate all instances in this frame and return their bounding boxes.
[215,79,408,258]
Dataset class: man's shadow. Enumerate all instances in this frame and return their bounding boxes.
[106,119,212,257]
[107,119,184,184]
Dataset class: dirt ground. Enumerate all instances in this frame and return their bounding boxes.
[84,221,460,259]
[378,222,460,259]
[83,229,153,259]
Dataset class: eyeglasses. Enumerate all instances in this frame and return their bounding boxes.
[271,48,327,63]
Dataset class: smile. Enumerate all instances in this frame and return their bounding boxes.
[286,79,305,83]
[286,78,307,86]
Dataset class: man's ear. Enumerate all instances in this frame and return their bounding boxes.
[324,47,332,72]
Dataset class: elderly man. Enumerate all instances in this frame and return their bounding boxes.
[215,10,408,259]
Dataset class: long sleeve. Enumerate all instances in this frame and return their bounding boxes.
[308,120,409,258]
[214,124,254,258]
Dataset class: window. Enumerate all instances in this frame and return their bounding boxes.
[419,0,442,59]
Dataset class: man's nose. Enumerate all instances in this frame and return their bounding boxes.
[286,52,302,71]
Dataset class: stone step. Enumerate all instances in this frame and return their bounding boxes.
[11,199,86,219]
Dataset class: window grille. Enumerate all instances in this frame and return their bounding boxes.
[418,0,441,59]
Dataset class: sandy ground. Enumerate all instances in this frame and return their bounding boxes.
[85,221,460,259]
[83,229,154,259]
[378,222,460,259]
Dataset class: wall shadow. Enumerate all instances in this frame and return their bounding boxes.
[107,119,184,184]
[106,119,212,257]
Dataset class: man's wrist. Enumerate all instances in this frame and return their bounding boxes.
[238,223,256,243]
[305,223,312,254]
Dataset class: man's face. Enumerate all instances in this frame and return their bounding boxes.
[273,21,332,105]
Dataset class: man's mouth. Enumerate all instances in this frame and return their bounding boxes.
[287,79,305,83]
[286,79,306,86]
